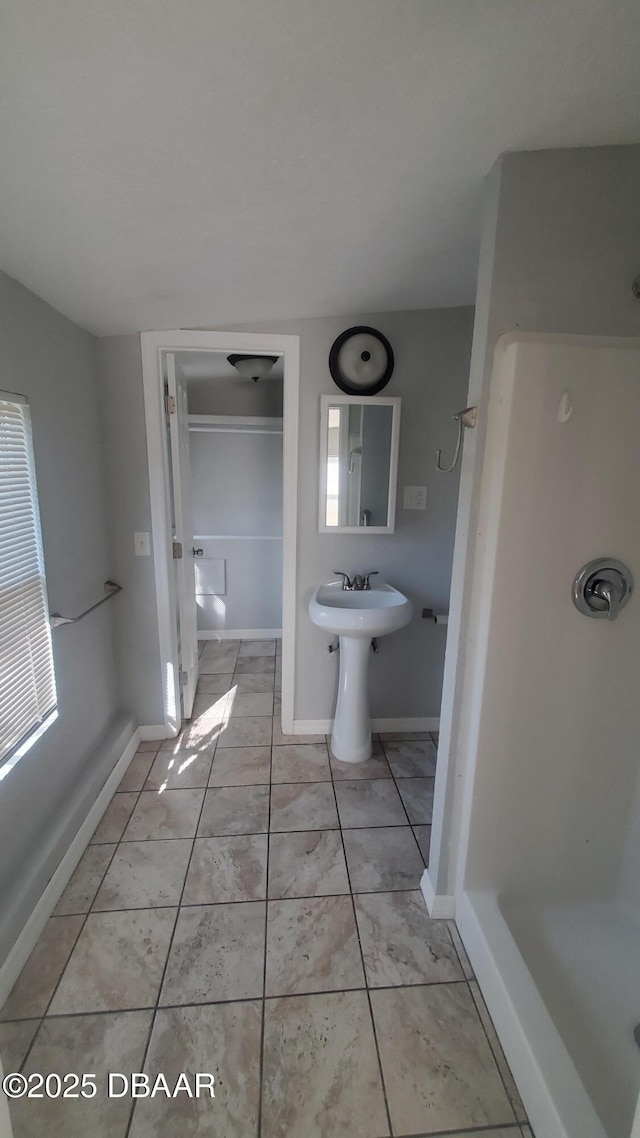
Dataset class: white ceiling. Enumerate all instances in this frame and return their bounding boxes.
[1,1,639,336]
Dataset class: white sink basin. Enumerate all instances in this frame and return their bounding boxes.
[309,582,412,639]
[309,581,412,763]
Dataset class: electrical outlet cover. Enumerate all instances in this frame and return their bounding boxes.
[403,486,427,510]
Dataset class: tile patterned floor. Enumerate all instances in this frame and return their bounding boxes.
[0,638,532,1138]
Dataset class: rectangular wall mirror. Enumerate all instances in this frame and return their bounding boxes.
[319,395,401,534]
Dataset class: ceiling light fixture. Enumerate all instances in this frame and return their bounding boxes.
[227,354,278,382]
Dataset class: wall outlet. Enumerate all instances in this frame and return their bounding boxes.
[403,485,428,510]
[134,531,151,556]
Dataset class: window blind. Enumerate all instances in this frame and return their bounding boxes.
[0,393,56,763]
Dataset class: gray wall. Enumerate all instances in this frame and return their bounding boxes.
[433,144,640,894]
[189,429,283,632]
[97,306,473,725]
[225,308,474,721]
[97,335,162,725]
[188,376,283,417]
[0,271,128,963]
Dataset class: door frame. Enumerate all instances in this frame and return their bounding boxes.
[141,329,300,736]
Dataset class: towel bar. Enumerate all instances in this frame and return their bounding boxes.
[50,581,122,628]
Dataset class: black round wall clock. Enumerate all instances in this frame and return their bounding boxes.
[328,326,394,396]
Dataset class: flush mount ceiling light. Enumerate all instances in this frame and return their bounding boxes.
[328,326,394,395]
[227,354,278,382]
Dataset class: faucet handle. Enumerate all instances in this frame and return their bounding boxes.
[362,571,379,590]
[333,571,353,591]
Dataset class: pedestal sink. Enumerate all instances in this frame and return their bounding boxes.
[309,582,412,763]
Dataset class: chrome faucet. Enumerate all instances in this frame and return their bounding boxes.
[333,571,379,591]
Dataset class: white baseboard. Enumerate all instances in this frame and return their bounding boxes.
[420,867,456,918]
[0,729,140,1010]
[456,890,606,1138]
[198,628,281,640]
[293,716,440,735]
[138,723,175,741]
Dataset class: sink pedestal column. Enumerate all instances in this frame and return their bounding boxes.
[330,636,372,764]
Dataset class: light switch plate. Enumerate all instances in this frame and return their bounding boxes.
[134,531,151,556]
[403,485,428,510]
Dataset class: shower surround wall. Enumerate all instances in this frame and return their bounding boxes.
[431,145,640,901]
[456,334,640,1138]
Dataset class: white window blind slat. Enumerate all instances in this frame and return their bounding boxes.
[0,395,57,763]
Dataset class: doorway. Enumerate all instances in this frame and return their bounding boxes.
[141,330,300,737]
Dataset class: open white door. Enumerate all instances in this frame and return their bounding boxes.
[166,352,199,719]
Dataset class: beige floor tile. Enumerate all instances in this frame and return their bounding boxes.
[190,692,230,721]
[262,990,389,1138]
[469,980,528,1122]
[272,721,325,746]
[129,1001,262,1137]
[226,691,273,717]
[198,785,270,836]
[342,827,424,892]
[413,824,432,864]
[334,779,406,827]
[122,789,205,840]
[271,742,330,783]
[269,783,339,832]
[354,891,463,986]
[90,793,138,844]
[396,776,435,824]
[183,835,268,903]
[199,657,240,676]
[231,672,274,694]
[53,844,116,915]
[93,840,192,910]
[233,655,275,674]
[0,1019,39,1071]
[447,921,474,979]
[201,639,240,655]
[0,916,83,1021]
[199,643,240,674]
[383,739,437,778]
[12,1011,152,1138]
[118,750,156,792]
[445,1131,523,1138]
[160,902,265,1005]
[268,830,349,899]
[330,748,392,780]
[217,715,272,748]
[160,719,223,752]
[144,748,213,791]
[49,909,176,1014]
[136,740,161,753]
[196,673,233,694]
[378,731,431,741]
[208,746,271,787]
[266,895,364,996]
[239,639,277,657]
[371,983,514,1134]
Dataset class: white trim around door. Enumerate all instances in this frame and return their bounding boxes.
[141,330,300,737]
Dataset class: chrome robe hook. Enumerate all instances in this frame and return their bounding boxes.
[436,405,478,472]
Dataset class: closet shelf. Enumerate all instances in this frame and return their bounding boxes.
[188,414,283,435]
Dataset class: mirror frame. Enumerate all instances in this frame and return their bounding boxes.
[318,394,401,534]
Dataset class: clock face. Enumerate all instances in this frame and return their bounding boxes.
[329,326,394,395]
